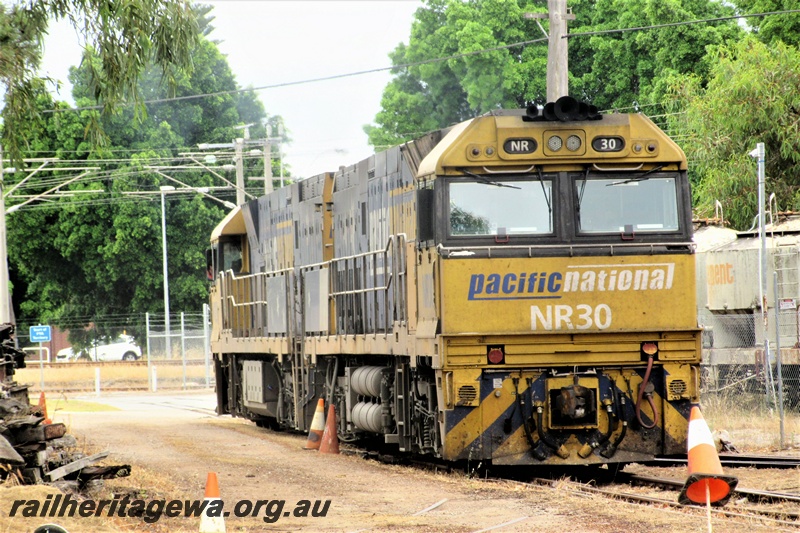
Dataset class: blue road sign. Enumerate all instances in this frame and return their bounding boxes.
[30,325,51,343]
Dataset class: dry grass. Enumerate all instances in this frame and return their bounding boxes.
[29,394,121,413]
[15,361,210,393]
[702,390,800,452]
[0,466,192,533]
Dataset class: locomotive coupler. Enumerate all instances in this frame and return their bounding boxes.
[555,375,597,421]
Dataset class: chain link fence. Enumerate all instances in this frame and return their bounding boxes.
[15,306,212,392]
[700,308,800,410]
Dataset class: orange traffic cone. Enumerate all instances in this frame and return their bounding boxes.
[199,472,226,533]
[319,403,340,454]
[38,392,52,425]
[304,398,326,450]
[678,406,738,506]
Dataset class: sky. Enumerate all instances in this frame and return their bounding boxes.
[39,0,422,180]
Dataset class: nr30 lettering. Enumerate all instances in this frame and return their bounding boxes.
[531,304,612,330]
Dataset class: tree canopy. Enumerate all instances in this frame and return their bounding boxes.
[4,5,279,343]
[0,0,198,162]
[731,0,800,47]
[366,0,743,147]
[667,37,800,229]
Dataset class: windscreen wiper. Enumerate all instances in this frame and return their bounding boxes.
[577,167,590,211]
[607,164,666,186]
[536,166,552,214]
[459,168,521,189]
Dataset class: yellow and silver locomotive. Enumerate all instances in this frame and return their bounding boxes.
[209,97,700,465]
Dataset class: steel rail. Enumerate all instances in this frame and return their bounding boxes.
[521,477,800,526]
[644,453,800,469]
[623,473,800,505]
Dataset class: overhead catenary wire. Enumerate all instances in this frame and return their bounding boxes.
[16,10,785,328]
[11,190,241,213]
[41,37,550,114]
[36,9,799,116]
[12,8,789,189]
[4,151,263,194]
[565,9,800,39]
[21,9,794,156]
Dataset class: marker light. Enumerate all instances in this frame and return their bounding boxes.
[487,347,505,365]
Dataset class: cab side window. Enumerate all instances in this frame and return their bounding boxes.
[222,240,243,274]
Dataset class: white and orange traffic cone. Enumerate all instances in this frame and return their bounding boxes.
[38,391,52,425]
[678,406,738,506]
[199,472,226,533]
[304,398,326,450]
[319,403,340,455]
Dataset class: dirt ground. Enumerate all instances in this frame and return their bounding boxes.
[1,391,799,533]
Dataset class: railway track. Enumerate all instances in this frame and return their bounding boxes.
[516,475,800,528]
[644,453,800,469]
[359,446,800,528]
[180,408,800,529]
[180,412,800,530]
[623,473,800,505]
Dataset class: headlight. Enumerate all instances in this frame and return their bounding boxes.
[547,135,563,151]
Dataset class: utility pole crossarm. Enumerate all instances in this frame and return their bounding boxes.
[4,161,52,198]
[178,157,240,191]
[5,171,100,214]
[197,121,277,205]
[149,169,237,209]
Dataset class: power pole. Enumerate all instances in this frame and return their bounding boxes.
[0,152,93,325]
[525,0,575,101]
[234,138,245,205]
[0,145,9,324]
[262,119,285,194]
[264,133,273,195]
[198,120,283,203]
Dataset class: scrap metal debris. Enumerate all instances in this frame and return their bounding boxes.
[0,323,130,489]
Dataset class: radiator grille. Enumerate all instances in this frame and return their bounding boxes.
[457,385,478,404]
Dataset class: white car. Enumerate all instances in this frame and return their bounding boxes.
[56,335,142,362]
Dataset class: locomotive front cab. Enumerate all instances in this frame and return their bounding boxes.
[417,103,702,465]
[208,206,250,279]
[207,206,255,417]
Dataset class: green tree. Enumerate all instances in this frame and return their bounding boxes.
[0,0,197,162]
[667,37,800,229]
[450,204,490,235]
[366,0,540,147]
[69,38,265,152]
[731,0,800,46]
[366,0,743,145]
[6,12,274,338]
[569,0,742,112]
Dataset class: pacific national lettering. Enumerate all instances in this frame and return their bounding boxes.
[467,263,675,300]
